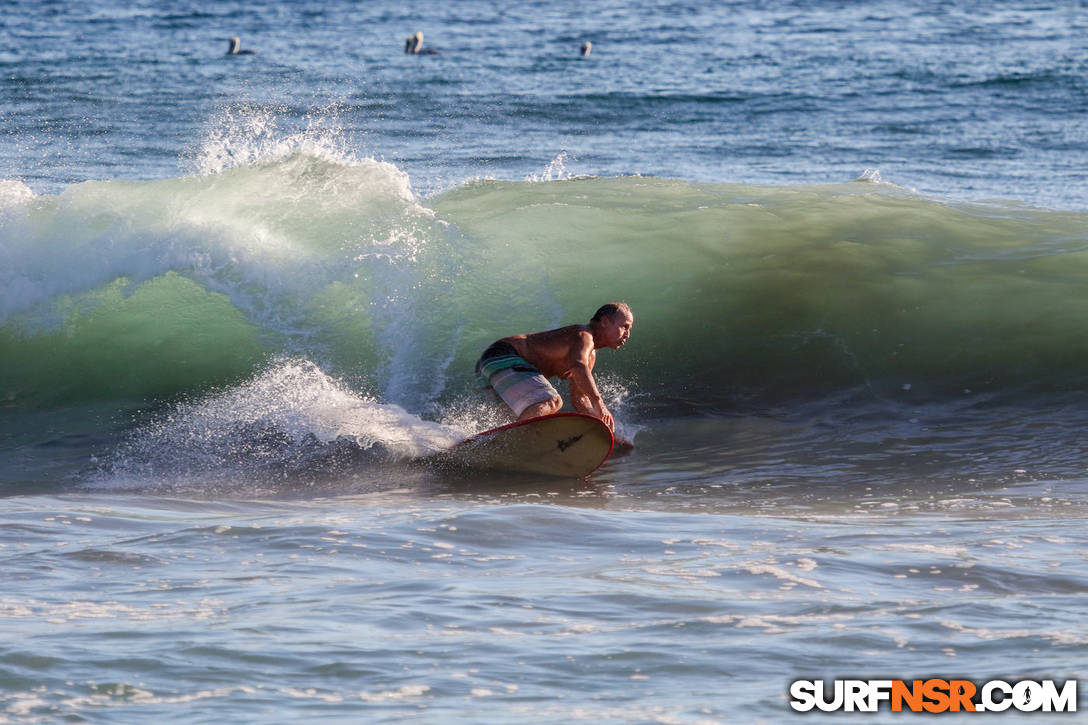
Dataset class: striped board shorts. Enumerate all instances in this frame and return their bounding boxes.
[475,340,559,417]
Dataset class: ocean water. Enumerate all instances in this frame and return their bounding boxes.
[3,0,1088,722]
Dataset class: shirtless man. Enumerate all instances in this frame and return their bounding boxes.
[475,302,633,432]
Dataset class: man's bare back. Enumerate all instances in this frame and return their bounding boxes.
[475,303,633,433]
[502,325,595,380]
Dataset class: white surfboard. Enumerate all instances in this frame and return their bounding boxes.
[434,412,614,478]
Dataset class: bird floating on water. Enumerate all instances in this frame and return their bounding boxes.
[226,37,255,55]
[404,31,440,55]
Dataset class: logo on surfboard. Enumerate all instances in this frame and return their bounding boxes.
[556,434,584,452]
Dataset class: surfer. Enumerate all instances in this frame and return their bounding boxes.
[475,302,633,433]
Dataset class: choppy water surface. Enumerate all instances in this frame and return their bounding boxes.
[4,472,1087,722]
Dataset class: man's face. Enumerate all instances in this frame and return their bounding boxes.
[602,310,634,349]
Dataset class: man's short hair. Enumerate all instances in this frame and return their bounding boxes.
[591,302,631,323]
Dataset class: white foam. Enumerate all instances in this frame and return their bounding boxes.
[104,359,467,482]
[881,542,969,557]
[941,619,1088,646]
[0,596,224,623]
[743,563,824,589]
[358,684,430,702]
[0,179,35,207]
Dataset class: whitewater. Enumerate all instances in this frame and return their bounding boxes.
[3,0,1088,722]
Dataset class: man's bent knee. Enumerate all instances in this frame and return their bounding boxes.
[518,396,562,420]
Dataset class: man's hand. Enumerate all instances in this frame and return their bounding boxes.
[599,407,614,432]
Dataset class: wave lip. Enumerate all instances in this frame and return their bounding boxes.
[431,175,1088,404]
[0,147,448,408]
[5,167,1088,416]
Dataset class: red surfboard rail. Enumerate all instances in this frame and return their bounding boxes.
[437,412,615,478]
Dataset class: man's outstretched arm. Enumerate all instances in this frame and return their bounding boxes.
[568,332,613,431]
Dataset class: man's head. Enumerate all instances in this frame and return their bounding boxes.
[590,302,634,350]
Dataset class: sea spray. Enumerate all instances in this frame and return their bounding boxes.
[0,151,455,407]
[184,102,357,179]
[99,358,466,491]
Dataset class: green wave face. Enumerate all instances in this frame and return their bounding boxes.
[435,177,1088,403]
[4,159,1088,413]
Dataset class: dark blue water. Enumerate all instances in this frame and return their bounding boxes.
[4,0,1088,206]
[2,1,1088,722]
